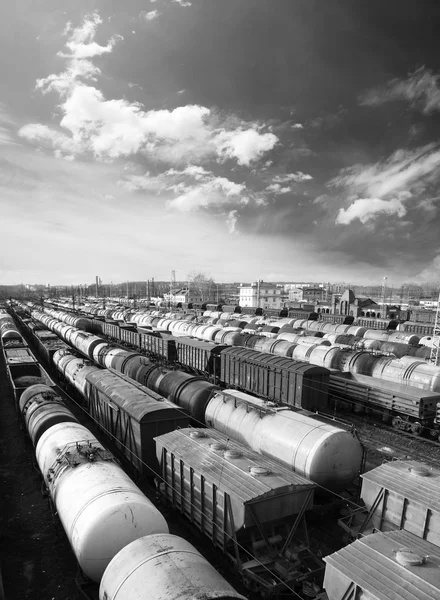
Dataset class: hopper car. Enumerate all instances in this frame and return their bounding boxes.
[323,530,440,600]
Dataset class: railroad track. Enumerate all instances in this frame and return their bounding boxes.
[345,414,440,469]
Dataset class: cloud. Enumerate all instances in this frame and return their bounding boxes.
[331,144,440,199]
[291,123,303,129]
[415,253,440,282]
[214,128,278,166]
[173,0,192,6]
[329,143,440,227]
[266,183,292,195]
[272,172,312,184]
[336,197,407,225]
[141,10,160,21]
[20,13,278,167]
[226,210,238,233]
[360,67,440,115]
[177,89,185,94]
[58,12,123,59]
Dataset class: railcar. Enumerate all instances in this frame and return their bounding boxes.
[155,427,322,594]
[324,530,440,600]
[219,347,330,411]
[205,389,363,491]
[397,321,435,336]
[329,372,440,435]
[338,460,440,546]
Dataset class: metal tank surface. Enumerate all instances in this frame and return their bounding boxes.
[205,390,362,490]
[371,356,440,392]
[19,384,79,445]
[35,422,169,582]
[99,534,247,600]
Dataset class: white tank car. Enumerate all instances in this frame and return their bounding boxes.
[35,422,168,581]
[205,390,363,491]
[100,534,247,600]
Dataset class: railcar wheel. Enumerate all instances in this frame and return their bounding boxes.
[392,416,402,430]
[410,422,423,436]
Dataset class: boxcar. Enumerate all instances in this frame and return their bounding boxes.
[219,347,329,411]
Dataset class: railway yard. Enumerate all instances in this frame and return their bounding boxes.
[1,300,440,600]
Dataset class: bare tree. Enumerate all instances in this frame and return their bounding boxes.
[187,271,216,303]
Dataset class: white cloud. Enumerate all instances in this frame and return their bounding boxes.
[21,13,278,168]
[173,0,192,6]
[273,172,312,184]
[141,10,160,21]
[266,183,292,195]
[177,89,186,94]
[336,197,407,225]
[58,12,123,59]
[331,144,440,200]
[226,210,238,233]
[215,128,278,166]
[360,67,440,115]
[291,123,303,129]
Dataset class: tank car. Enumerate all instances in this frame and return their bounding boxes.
[205,389,363,490]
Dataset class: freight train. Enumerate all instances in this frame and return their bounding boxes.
[3,308,352,598]
[12,305,361,492]
[6,304,440,600]
[2,316,321,598]
[19,302,440,439]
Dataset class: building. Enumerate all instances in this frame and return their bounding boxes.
[239,282,289,309]
[302,287,325,302]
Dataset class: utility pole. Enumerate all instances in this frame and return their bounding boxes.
[381,276,387,318]
[430,291,440,366]
[72,285,75,311]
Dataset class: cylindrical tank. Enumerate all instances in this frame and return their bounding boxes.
[371,356,440,392]
[345,326,368,338]
[157,371,218,423]
[99,534,246,600]
[419,336,435,348]
[205,390,362,490]
[308,346,345,370]
[323,334,356,346]
[387,331,421,346]
[262,339,298,357]
[19,384,79,445]
[291,344,320,362]
[35,422,169,582]
[101,348,130,370]
[121,354,153,380]
[362,329,390,342]
[339,351,379,376]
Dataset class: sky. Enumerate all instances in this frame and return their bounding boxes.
[2,0,440,286]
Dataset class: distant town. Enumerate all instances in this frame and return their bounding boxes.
[2,277,439,313]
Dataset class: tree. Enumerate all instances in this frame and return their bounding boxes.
[187,272,216,303]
